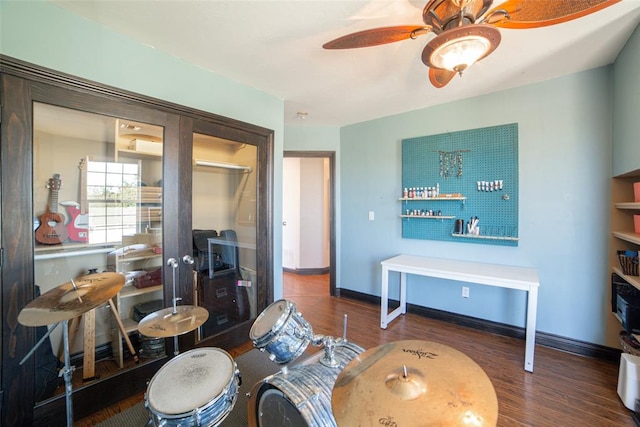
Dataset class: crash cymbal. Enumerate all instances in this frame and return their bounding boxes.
[331,340,498,427]
[138,305,209,338]
[18,272,125,327]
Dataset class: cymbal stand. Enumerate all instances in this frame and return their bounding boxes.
[20,320,74,427]
[167,257,181,356]
[20,319,75,427]
[60,319,74,427]
[19,321,60,365]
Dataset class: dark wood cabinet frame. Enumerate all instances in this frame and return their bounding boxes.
[0,55,274,426]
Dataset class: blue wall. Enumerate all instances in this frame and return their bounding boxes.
[339,68,614,346]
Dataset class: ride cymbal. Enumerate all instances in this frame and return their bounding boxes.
[138,305,209,338]
[331,339,498,426]
[18,272,125,327]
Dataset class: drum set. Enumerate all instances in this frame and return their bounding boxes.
[245,299,498,427]
[19,269,499,427]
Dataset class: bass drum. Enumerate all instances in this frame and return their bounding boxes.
[247,341,364,427]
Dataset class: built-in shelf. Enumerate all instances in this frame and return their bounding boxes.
[119,283,162,298]
[451,234,519,241]
[119,283,163,333]
[117,252,161,263]
[613,231,640,245]
[614,312,623,324]
[116,148,161,160]
[400,215,455,219]
[613,266,640,291]
[34,244,116,260]
[615,202,640,210]
[194,159,252,172]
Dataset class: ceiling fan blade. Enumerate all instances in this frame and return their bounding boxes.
[323,26,431,49]
[487,0,621,29]
[429,68,457,88]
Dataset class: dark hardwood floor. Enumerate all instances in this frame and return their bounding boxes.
[76,272,634,426]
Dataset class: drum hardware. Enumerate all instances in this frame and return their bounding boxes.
[331,340,499,427]
[18,272,125,427]
[251,300,355,368]
[309,314,352,368]
[137,257,209,355]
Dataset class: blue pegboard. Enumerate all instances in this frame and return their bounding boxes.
[401,123,518,246]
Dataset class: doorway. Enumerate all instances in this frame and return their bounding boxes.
[282,151,335,296]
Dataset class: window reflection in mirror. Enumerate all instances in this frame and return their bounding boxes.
[32,102,164,402]
[191,133,258,342]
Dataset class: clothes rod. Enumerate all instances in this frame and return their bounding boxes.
[194,159,252,172]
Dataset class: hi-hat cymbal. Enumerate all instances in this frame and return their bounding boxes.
[331,340,498,427]
[138,305,209,338]
[18,272,125,327]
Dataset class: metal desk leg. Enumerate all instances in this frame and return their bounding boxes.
[400,272,407,314]
[381,265,389,329]
[525,286,538,372]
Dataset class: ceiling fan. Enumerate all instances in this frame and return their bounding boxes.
[323,0,621,88]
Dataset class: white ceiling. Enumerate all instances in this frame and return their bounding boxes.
[49,0,640,127]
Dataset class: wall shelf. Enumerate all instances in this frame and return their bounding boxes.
[399,196,466,201]
[451,234,519,242]
[400,215,455,219]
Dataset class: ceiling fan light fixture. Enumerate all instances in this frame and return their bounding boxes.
[423,24,501,76]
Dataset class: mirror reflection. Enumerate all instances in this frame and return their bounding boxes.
[32,103,164,402]
[191,133,258,342]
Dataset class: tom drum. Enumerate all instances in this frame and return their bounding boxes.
[249,299,312,364]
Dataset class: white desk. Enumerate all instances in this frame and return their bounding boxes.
[380,254,539,372]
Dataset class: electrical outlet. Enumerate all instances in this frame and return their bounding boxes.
[368,211,375,221]
[462,286,470,298]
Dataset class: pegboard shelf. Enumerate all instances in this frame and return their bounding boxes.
[401,123,518,246]
[399,196,466,201]
[400,215,455,219]
[451,234,519,241]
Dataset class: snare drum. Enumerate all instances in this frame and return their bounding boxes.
[145,347,240,427]
[247,341,364,427]
[250,299,312,364]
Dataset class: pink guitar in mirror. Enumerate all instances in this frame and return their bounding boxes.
[35,174,69,245]
[61,158,90,243]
